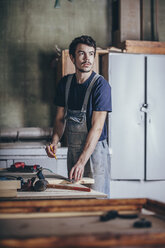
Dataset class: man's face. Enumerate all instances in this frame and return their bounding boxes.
[71,44,95,73]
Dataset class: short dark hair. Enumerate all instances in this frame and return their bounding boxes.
[69,35,96,58]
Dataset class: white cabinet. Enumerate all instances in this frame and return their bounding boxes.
[103,53,165,202]
[109,54,145,180]
[104,53,165,181]
[146,56,165,180]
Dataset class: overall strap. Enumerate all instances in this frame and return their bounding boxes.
[65,74,74,109]
[81,73,100,112]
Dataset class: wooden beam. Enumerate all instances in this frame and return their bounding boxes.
[0,198,146,214]
[1,232,165,248]
[145,198,165,216]
[120,40,165,54]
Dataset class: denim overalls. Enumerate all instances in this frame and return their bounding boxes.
[65,74,110,197]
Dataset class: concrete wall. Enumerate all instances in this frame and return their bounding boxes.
[0,0,165,129]
[0,0,111,128]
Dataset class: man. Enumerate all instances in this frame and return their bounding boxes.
[46,35,112,197]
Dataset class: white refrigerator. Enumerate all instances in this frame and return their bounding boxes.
[103,53,165,201]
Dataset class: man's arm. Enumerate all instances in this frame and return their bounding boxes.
[70,111,107,181]
[46,106,65,157]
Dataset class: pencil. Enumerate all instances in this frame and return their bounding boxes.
[50,145,57,160]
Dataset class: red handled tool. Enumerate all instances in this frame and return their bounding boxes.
[13,162,25,168]
[7,162,40,172]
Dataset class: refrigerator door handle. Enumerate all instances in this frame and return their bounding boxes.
[140,104,152,123]
[137,104,146,125]
[140,103,148,113]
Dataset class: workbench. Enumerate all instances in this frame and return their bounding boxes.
[0,168,106,199]
[0,198,165,247]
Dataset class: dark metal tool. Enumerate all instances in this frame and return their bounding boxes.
[21,177,36,191]
[133,218,152,228]
[7,162,40,173]
[100,210,138,222]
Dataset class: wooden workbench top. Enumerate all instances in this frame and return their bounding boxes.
[16,187,107,199]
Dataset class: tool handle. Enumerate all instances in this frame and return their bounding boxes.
[47,184,91,192]
[14,162,25,168]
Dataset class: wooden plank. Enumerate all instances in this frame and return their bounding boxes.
[0,209,139,219]
[0,211,104,219]
[15,189,107,200]
[62,49,75,76]
[46,177,94,185]
[120,40,165,54]
[124,46,165,54]
[0,180,21,190]
[0,198,147,214]
[101,54,109,81]
[1,232,165,248]
[145,198,165,216]
[96,49,109,55]
[1,209,140,220]
[0,203,142,214]
[123,40,165,48]
[0,198,147,207]
[0,198,147,208]
[0,190,17,198]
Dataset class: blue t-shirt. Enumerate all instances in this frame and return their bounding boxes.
[54,71,112,141]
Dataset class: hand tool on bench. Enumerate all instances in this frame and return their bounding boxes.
[7,162,40,173]
[33,179,91,192]
[3,163,74,183]
[4,163,86,192]
[34,170,91,192]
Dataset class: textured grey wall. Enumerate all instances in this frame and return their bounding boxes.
[0,0,111,128]
[0,0,165,129]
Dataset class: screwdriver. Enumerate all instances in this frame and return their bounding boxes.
[50,145,57,160]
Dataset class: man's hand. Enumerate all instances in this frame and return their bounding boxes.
[46,143,58,158]
[70,162,85,181]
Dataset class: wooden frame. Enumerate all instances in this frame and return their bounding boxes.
[0,198,146,214]
[0,198,165,247]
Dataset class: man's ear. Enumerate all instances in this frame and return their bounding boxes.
[69,54,75,64]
